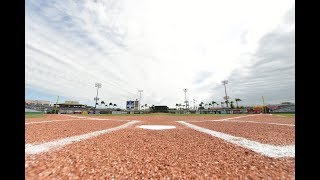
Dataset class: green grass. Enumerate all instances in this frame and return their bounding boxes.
[25,112,45,118]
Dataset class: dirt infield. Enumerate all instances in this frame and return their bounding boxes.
[26,120,125,144]
[25,114,295,179]
[190,121,294,145]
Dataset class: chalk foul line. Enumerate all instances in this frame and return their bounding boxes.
[177,121,294,158]
[203,120,295,127]
[64,115,130,122]
[25,119,80,125]
[186,114,260,122]
[25,120,139,155]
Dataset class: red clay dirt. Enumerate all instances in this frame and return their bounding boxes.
[25,114,295,179]
[232,114,295,125]
[26,120,125,144]
[25,114,76,123]
[190,121,295,145]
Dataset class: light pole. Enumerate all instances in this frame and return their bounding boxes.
[221,80,229,107]
[138,89,143,110]
[94,83,102,111]
[183,88,188,110]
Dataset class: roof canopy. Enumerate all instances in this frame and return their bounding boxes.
[53,100,86,106]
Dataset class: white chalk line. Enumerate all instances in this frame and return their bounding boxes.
[177,121,295,158]
[194,119,295,127]
[25,120,139,155]
[273,114,294,118]
[64,115,131,122]
[186,114,260,122]
[25,118,128,125]
[227,120,294,127]
[25,116,131,125]
[25,119,80,125]
[185,114,294,126]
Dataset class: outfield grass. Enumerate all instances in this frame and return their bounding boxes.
[25,112,45,118]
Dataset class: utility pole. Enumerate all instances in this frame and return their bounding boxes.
[54,96,59,114]
[222,80,229,107]
[94,83,102,112]
[193,98,196,110]
[138,89,143,110]
[183,88,188,109]
[262,96,266,113]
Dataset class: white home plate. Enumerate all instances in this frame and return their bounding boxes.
[138,125,176,130]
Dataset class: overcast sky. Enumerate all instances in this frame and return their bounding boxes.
[25,0,295,108]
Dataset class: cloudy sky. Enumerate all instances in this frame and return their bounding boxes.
[25,0,295,108]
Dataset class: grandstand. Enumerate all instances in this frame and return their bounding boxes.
[53,101,88,114]
[25,99,53,113]
[271,104,295,113]
[25,108,42,113]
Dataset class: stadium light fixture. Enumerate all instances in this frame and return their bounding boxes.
[94,83,102,111]
[221,80,229,107]
[183,88,188,109]
[193,98,197,110]
[138,89,143,110]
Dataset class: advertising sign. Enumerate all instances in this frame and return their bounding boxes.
[126,101,134,109]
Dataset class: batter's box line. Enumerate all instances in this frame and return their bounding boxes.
[177,121,294,158]
[25,120,140,155]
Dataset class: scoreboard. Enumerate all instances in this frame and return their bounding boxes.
[126,101,134,110]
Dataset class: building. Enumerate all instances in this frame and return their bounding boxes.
[25,99,52,112]
[151,106,169,113]
[25,99,50,105]
[270,103,295,113]
[53,101,87,114]
[134,99,139,110]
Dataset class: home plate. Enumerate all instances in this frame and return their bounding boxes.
[138,125,176,130]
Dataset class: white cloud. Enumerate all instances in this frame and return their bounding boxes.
[25,0,295,108]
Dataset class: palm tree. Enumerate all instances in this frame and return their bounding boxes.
[235,98,242,108]
[225,100,229,108]
[216,103,219,108]
[230,101,235,109]
[221,102,224,108]
[145,104,147,110]
[198,102,204,109]
[209,103,212,109]
[113,103,117,109]
[179,103,182,110]
[109,102,113,109]
[141,105,144,110]
[212,101,217,108]
[176,103,179,110]
[101,101,105,109]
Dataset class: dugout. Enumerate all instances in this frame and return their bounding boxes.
[152,106,169,113]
